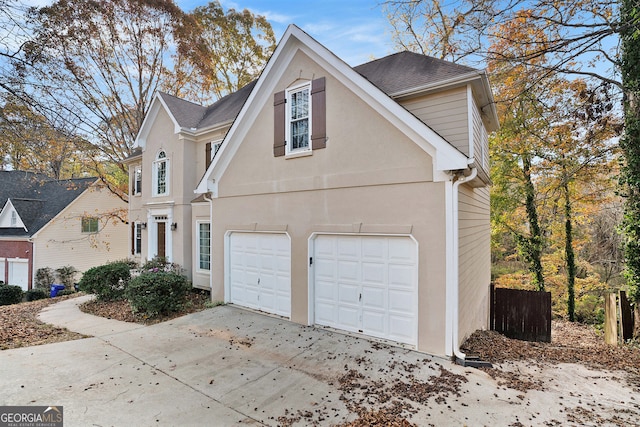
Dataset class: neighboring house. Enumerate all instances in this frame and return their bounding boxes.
[0,171,129,290]
[131,25,498,359]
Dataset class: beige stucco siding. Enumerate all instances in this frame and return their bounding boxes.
[33,185,129,275]
[457,184,490,343]
[399,87,469,156]
[218,51,434,197]
[210,50,455,355]
[211,182,449,355]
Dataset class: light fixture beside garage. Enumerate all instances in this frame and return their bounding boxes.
[171,223,177,231]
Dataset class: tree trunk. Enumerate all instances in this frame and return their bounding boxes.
[563,171,576,321]
[523,154,545,291]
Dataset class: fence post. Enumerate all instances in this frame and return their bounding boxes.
[489,283,495,331]
[604,293,618,345]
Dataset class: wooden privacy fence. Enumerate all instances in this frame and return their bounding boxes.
[490,284,552,342]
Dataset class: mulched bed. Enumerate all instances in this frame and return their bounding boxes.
[0,294,87,350]
[79,290,211,325]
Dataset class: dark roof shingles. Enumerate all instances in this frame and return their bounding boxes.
[0,171,95,237]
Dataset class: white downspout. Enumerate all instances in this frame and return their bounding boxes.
[451,166,478,362]
[203,192,214,293]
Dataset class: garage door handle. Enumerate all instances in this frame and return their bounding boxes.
[257,278,260,285]
[359,293,362,302]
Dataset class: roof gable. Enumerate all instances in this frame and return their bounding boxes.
[0,171,96,237]
[196,25,471,195]
[0,199,27,230]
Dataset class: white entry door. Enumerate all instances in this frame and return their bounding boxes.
[8,258,29,291]
[228,232,291,318]
[313,235,418,346]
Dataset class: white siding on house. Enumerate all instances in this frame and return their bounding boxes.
[458,184,491,343]
[471,96,490,175]
[33,184,129,275]
[399,87,469,155]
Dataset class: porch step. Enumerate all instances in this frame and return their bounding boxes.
[455,354,493,368]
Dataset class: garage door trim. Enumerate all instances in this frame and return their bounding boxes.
[307,232,419,346]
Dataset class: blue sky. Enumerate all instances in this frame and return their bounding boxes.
[177,0,394,65]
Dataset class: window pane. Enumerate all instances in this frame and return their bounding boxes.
[157,161,166,194]
[291,89,309,120]
[82,217,99,233]
[135,223,142,254]
[291,119,309,149]
[198,223,211,270]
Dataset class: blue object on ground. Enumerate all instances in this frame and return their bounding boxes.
[50,284,66,297]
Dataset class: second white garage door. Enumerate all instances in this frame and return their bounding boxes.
[313,235,418,346]
[228,232,291,318]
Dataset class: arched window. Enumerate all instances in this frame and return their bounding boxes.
[153,150,169,196]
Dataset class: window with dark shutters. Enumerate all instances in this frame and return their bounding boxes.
[311,77,326,149]
[273,90,286,157]
[273,77,326,157]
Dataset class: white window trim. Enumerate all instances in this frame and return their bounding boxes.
[211,141,222,160]
[196,220,211,272]
[134,221,143,255]
[81,217,99,234]
[133,165,142,196]
[152,150,169,197]
[285,81,312,156]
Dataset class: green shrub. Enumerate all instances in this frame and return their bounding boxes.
[0,285,24,305]
[78,261,131,301]
[57,289,77,296]
[25,288,48,301]
[138,257,183,275]
[56,266,78,288]
[35,267,56,290]
[125,272,191,317]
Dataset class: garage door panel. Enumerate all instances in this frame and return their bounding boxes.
[314,235,417,346]
[337,307,359,330]
[362,262,386,285]
[229,233,291,318]
[362,286,386,310]
[389,264,415,288]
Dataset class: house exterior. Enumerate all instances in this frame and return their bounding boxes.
[130,25,498,358]
[0,171,129,289]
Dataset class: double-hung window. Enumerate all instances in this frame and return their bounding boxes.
[134,222,142,255]
[286,84,311,153]
[197,222,211,271]
[153,150,169,196]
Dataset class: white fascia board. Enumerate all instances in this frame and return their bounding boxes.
[134,94,182,150]
[195,24,468,194]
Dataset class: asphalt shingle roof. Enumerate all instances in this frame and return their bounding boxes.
[0,171,96,237]
[157,51,481,132]
[353,51,479,95]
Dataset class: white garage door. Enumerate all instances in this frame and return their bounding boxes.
[313,235,418,346]
[229,232,291,317]
[8,258,29,291]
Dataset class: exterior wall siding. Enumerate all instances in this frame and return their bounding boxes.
[399,87,470,156]
[457,184,491,343]
[33,184,129,276]
[471,96,490,175]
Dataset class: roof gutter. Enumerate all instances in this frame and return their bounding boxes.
[450,163,478,363]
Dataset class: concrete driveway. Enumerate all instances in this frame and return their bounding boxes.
[0,296,638,427]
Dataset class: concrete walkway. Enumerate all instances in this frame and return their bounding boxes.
[38,295,145,337]
[0,297,638,426]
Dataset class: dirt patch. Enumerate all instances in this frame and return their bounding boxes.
[79,290,210,325]
[0,294,87,350]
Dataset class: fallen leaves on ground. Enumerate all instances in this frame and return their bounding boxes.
[461,320,640,392]
[0,294,87,350]
[79,291,210,325]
